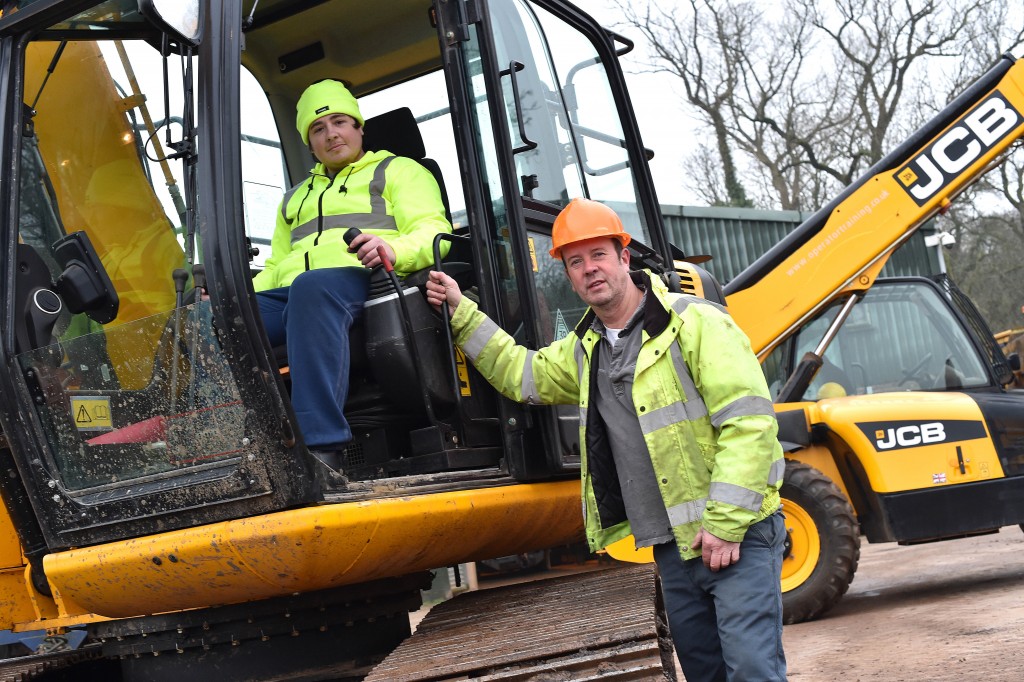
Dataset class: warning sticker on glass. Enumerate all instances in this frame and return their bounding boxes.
[554,309,570,341]
[70,396,113,431]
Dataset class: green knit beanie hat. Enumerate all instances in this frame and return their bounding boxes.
[295,80,364,145]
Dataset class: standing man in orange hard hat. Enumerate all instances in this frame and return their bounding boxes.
[425,198,787,682]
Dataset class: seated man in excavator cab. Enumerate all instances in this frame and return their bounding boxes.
[253,80,452,469]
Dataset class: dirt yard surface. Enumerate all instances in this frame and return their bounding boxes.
[417,529,1024,680]
[783,527,1024,681]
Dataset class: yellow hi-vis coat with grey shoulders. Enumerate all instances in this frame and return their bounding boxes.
[450,270,784,561]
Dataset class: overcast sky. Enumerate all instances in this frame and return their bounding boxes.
[584,0,1024,208]
[586,1,704,206]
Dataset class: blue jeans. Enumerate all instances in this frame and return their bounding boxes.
[256,268,370,449]
[654,512,787,682]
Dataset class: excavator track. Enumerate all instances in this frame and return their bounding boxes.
[0,646,102,682]
[365,563,677,681]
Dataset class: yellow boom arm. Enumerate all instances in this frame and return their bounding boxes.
[724,55,1024,358]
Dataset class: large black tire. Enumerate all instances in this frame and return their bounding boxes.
[779,460,860,624]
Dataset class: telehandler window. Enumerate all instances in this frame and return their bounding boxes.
[764,281,992,400]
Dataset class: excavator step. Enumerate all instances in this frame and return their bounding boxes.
[365,562,677,681]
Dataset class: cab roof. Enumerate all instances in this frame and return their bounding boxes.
[243,0,442,101]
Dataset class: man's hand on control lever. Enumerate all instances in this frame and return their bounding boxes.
[345,227,395,269]
[425,271,462,317]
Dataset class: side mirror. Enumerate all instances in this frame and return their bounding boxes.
[1008,353,1022,373]
[138,0,202,45]
[1000,353,1022,387]
[53,232,119,325]
[15,245,63,354]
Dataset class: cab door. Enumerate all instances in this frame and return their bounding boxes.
[0,1,316,553]
[435,0,670,478]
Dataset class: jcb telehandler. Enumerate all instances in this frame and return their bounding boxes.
[730,53,1024,623]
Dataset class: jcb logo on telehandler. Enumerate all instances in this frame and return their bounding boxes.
[857,419,987,452]
[894,91,1021,206]
[875,422,945,450]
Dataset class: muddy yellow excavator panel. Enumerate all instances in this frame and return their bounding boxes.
[43,480,583,620]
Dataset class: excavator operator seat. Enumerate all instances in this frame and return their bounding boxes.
[361,107,451,222]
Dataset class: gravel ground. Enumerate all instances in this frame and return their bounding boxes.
[783,527,1024,681]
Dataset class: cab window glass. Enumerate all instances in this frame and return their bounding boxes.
[240,67,286,269]
[360,70,467,225]
[22,38,190,329]
[14,21,246,492]
[241,68,466,267]
[490,0,651,246]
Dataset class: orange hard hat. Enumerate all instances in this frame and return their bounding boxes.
[549,198,631,259]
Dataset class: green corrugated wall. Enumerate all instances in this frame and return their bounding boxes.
[658,205,941,285]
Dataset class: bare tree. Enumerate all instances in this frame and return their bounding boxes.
[615,0,1023,211]
[616,0,760,207]
[945,211,1024,330]
[681,141,731,206]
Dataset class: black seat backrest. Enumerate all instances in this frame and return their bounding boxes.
[362,107,451,222]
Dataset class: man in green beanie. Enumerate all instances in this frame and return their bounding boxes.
[254,79,452,468]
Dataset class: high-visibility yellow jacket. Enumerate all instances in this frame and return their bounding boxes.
[450,270,784,560]
[253,150,451,291]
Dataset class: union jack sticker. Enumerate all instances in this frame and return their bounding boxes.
[932,472,947,484]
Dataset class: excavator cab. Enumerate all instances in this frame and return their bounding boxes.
[0,1,677,556]
[0,4,687,674]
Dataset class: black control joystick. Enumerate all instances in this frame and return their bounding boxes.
[343,227,361,249]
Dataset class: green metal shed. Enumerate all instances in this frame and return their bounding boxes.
[658,204,943,285]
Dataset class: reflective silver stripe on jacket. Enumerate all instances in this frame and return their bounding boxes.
[669,340,708,420]
[288,156,397,243]
[574,341,586,384]
[369,156,394,213]
[709,481,764,512]
[668,459,783,524]
[708,460,787,509]
[462,316,501,362]
[710,395,775,429]
[671,295,729,317]
[291,213,399,244]
[280,181,309,222]
[639,402,688,436]
[521,350,539,403]
[668,463,784,526]
[667,497,708,526]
